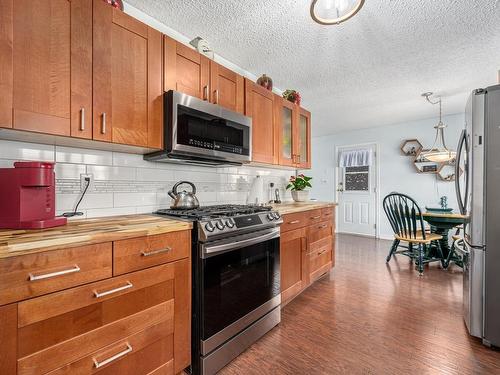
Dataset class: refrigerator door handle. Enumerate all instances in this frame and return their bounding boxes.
[455,129,469,215]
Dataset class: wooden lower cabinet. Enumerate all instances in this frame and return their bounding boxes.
[280,208,335,305]
[0,231,191,375]
[280,228,307,303]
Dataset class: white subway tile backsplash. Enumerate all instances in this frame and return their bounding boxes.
[56,193,114,211]
[0,159,14,168]
[86,207,137,218]
[112,152,152,168]
[114,192,157,207]
[0,140,55,161]
[0,143,298,217]
[87,165,136,181]
[174,170,225,183]
[56,146,113,165]
[137,167,174,182]
[55,163,86,179]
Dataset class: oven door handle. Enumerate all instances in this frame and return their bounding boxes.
[202,228,280,257]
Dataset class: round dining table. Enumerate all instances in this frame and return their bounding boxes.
[421,211,469,267]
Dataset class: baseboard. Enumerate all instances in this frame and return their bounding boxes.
[336,231,376,239]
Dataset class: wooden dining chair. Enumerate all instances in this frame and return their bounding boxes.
[383,192,445,275]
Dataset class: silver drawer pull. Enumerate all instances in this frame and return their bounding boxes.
[94,281,133,298]
[141,247,172,257]
[29,265,80,281]
[311,216,321,219]
[93,343,132,368]
[288,220,300,224]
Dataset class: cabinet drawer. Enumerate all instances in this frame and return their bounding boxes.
[321,207,334,221]
[281,212,307,232]
[17,263,177,374]
[305,209,322,226]
[45,322,174,375]
[113,230,190,275]
[307,221,333,244]
[309,236,333,281]
[0,243,112,305]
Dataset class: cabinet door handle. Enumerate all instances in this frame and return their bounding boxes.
[101,112,107,134]
[94,281,133,298]
[203,85,209,101]
[288,220,300,224]
[214,89,219,104]
[318,224,328,229]
[93,343,132,368]
[311,216,321,220]
[318,248,329,255]
[79,108,85,131]
[29,265,80,281]
[141,247,172,257]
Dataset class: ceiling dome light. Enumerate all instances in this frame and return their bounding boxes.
[310,0,365,25]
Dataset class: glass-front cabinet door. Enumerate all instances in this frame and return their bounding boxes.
[296,108,311,169]
[276,97,296,166]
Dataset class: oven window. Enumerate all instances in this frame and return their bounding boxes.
[202,237,280,340]
[177,105,250,155]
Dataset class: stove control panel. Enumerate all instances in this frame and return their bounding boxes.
[198,211,283,241]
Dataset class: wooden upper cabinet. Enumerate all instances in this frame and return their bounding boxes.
[164,36,210,100]
[93,0,162,148]
[297,107,312,169]
[0,0,92,138]
[210,61,244,113]
[275,96,297,167]
[244,79,276,164]
[274,95,312,169]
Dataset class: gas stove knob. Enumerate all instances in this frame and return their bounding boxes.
[225,219,235,228]
[273,212,281,220]
[267,213,275,221]
[216,220,225,230]
[205,222,215,232]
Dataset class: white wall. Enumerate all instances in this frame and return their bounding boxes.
[306,113,464,239]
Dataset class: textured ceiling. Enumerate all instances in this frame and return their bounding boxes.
[126,0,500,136]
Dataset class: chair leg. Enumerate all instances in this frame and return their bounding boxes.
[416,244,424,275]
[386,239,400,263]
[435,240,446,269]
[408,242,414,261]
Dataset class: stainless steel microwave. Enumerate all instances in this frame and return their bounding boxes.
[145,90,252,165]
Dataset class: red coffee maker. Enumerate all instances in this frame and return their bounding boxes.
[0,162,67,229]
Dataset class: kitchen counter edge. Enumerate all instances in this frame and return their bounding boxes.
[271,201,337,215]
[0,214,192,259]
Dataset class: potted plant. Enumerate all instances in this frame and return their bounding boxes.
[286,174,312,202]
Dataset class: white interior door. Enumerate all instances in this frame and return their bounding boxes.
[337,144,377,237]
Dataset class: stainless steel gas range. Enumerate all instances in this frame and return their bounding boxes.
[155,205,283,375]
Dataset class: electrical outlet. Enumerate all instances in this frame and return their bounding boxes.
[80,173,95,192]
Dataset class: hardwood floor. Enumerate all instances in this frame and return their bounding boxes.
[219,234,500,374]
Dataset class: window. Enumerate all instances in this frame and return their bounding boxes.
[344,166,369,191]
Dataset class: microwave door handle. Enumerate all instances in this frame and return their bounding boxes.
[455,129,467,215]
[203,228,280,257]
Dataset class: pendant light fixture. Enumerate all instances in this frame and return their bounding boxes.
[310,0,365,25]
[420,92,456,163]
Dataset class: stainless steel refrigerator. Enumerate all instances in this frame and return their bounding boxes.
[455,84,500,347]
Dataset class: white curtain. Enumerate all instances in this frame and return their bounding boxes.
[339,148,373,167]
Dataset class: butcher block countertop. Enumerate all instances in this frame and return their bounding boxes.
[271,201,337,215]
[0,215,192,259]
